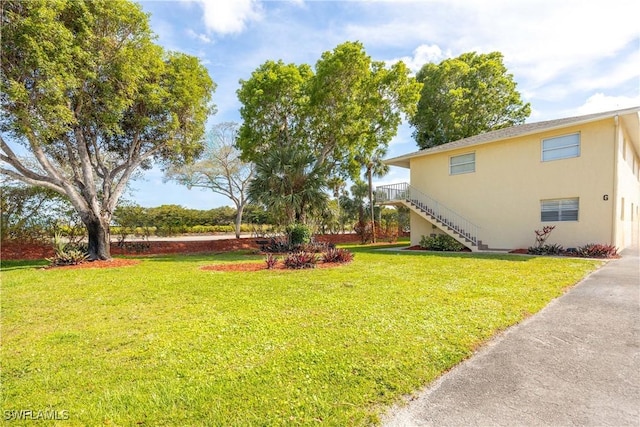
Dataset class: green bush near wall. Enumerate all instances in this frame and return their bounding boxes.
[419,234,466,251]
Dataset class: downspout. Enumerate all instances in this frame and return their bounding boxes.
[611,114,620,245]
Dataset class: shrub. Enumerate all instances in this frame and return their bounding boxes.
[572,243,618,258]
[354,220,373,244]
[527,243,564,255]
[260,237,291,253]
[533,225,556,247]
[283,251,318,269]
[321,248,354,264]
[264,253,279,269]
[287,223,312,246]
[297,241,330,253]
[527,226,565,255]
[419,234,465,251]
[46,233,89,266]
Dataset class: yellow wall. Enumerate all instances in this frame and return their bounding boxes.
[409,211,447,247]
[409,119,627,250]
[615,121,640,248]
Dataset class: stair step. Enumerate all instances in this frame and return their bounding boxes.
[409,200,480,247]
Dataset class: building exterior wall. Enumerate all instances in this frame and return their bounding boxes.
[408,119,620,250]
[614,121,640,248]
[409,211,447,247]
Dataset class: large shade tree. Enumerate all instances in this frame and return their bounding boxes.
[237,41,421,220]
[410,51,531,149]
[164,122,254,238]
[0,0,215,259]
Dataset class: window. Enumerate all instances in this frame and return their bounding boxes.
[542,133,580,161]
[541,198,579,222]
[450,152,475,175]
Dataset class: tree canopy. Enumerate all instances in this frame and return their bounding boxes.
[0,0,215,259]
[237,41,420,226]
[410,51,531,149]
[237,41,421,181]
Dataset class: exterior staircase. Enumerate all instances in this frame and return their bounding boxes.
[375,182,488,251]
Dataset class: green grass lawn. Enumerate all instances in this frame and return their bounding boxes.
[1,246,600,426]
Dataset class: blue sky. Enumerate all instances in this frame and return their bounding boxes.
[130,0,640,209]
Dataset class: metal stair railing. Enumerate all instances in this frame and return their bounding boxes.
[376,182,478,245]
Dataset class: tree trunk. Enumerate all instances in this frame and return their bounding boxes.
[234,204,245,239]
[83,215,111,260]
[368,167,376,243]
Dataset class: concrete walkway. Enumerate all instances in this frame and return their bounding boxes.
[383,247,640,426]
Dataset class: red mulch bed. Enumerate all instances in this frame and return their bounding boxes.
[509,248,529,254]
[1,233,372,273]
[1,234,372,261]
[201,261,344,272]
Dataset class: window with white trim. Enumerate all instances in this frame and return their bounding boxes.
[541,198,579,222]
[542,133,580,161]
[450,152,475,175]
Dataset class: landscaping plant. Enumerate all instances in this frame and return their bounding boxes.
[46,233,89,266]
[573,243,618,258]
[419,234,465,251]
[527,243,564,256]
[321,247,355,264]
[528,226,564,255]
[287,223,312,246]
[264,253,279,269]
[283,251,318,269]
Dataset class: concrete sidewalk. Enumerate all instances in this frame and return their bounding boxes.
[383,248,640,426]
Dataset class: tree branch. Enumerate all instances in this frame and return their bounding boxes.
[19,128,67,184]
[73,128,98,200]
[106,158,142,215]
[0,167,64,194]
[0,137,63,187]
[61,133,83,184]
[2,134,90,214]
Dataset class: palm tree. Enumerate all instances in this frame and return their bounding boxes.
[248,144,328,226]
[327,176,346,232]
[357,149,389,243]
[348,179,369,242]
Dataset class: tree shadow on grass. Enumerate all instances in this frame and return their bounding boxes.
[348,244,535,262]
[140,250,263,264]
[0,259,49,271]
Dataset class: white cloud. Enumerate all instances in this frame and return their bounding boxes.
[185,29,212,43]
[387,44,451,74]
[570,49,640,93]
[193,0,263,35]
[344,0,640,102]
[575,93,640,115]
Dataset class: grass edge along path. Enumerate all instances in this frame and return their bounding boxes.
[1,247,600,425]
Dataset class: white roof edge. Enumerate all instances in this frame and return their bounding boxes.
[384,106,640,167]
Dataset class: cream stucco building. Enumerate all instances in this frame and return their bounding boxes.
[376,107,640,251]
